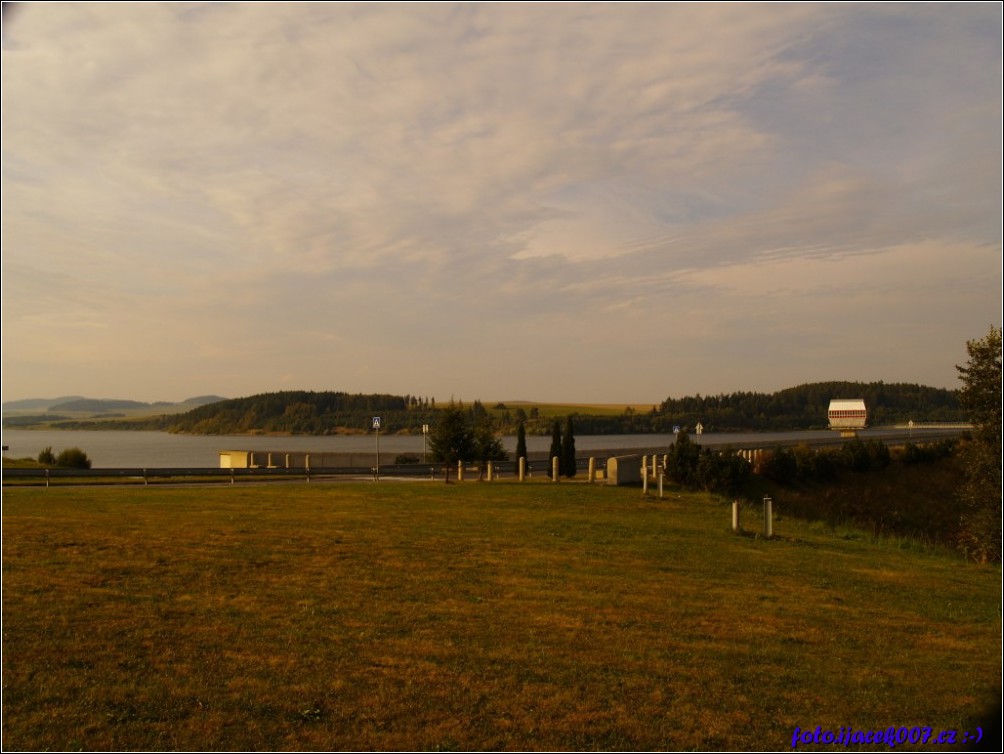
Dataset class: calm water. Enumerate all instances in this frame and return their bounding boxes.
[0,427,941,469]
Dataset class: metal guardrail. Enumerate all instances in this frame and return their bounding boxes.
[1,460,571,485]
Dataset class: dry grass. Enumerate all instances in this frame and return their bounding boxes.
[2,482,999,751]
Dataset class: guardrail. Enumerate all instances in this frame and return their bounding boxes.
[1,460,569,486]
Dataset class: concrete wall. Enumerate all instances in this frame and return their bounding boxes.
[606,454,642,486]
[219,450,380,469]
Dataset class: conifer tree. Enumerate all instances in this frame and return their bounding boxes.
[515,421,527,468]
[548,419,562,478]
[562,415,577,478]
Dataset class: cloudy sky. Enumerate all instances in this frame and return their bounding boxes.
[2,2,1000,405]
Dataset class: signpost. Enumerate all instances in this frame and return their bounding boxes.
[422,424,429,463]
[373,417,381,480]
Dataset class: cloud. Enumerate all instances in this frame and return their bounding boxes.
[2,2,1000,402]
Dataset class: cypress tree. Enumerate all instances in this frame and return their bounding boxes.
[548,419,562,478]
[562,415,577,478]
[515,421,527,469]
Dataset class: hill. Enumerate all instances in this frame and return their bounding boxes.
[2,382,964,435]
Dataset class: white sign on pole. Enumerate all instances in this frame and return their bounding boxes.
[372,417,381,430]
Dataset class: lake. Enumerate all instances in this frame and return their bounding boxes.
[0,427,954,469]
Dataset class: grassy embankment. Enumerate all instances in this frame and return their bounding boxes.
[2,481,1000,751]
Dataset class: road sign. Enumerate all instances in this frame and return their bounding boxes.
[372,417,381,430]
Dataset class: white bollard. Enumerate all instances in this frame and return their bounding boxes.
[519,457,526,482]
[732,500,740,531]
[458,460,464,482]
[642,471,648,496]
[588,457,596,483]
[487,461,494,482]
[552,456,560,482]
[658,472,664,498]
[763,496,773,538]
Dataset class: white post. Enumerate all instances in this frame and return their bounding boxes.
[588,457,596,483]
[487,461,494,482]
[732,500,740,532]
[518,457,526,482]
[764,496,773,538]
[641,455,648,481]
[651,455,657,478]
[457,460,464,482]
[658,472,664,498]
[552,456,560,482]
[642,470,648,496]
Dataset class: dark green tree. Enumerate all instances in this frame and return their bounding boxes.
[474,413,508,480]
[548,419,562,478]
[429,404,476,483]
[666,431,701,486]
[561,415,577,478]
[515,421,527,469]
[55,447,91,469]
[956,325,1002,562]
[37,446,56,466]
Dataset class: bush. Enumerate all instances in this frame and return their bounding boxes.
[55,447,91,469]
[37,446,56,466]
[394,453,421,465]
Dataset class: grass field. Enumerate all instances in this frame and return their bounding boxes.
[2,481,1000,751]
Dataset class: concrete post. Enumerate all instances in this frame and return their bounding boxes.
[642,471,648,496]
[458,461,464,482]
[518,457,526,482]
[658,472,664,498]
[732,500,740,531]
[651,455,657,478]
[487,462,494,482]
[764,496,773,538]
[588,457,596,483]
[552,456,560,482]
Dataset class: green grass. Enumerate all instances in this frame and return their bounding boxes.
[2,482,999,751]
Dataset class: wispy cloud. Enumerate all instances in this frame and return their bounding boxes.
[2,2,999,402]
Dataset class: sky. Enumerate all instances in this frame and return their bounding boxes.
[2,2,1001,405]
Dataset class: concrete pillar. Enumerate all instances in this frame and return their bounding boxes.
[641,455,648,480]
[732,500,740,531]
[658,472,664,498]
[552,455,560,481]
[642,471,648,496]
[651,455,657,478]
[487,462,494,482]
[458,461,464,482]
[763,496,773,538]
[588,457,596,483]
[518,457,526,482]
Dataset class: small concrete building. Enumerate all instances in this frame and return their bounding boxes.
[827,399,867,436]
[606,454,643,486]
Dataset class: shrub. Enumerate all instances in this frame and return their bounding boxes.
[37,446,56,466]
[55,447,91,469]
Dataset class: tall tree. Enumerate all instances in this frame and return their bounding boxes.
[474,413,508,480]
[561,415,577,478]
[515,421,527,469]
[429,404,476,484]
[956,325,1002,562]
[548,419,562,478]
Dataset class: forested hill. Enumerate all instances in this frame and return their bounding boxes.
[654,381,962,433]
[148,382,962,436]
[165,391,422,435]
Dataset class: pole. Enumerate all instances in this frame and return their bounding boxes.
[764,495,773,538]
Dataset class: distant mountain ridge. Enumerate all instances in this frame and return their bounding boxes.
[2,395,227,413]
